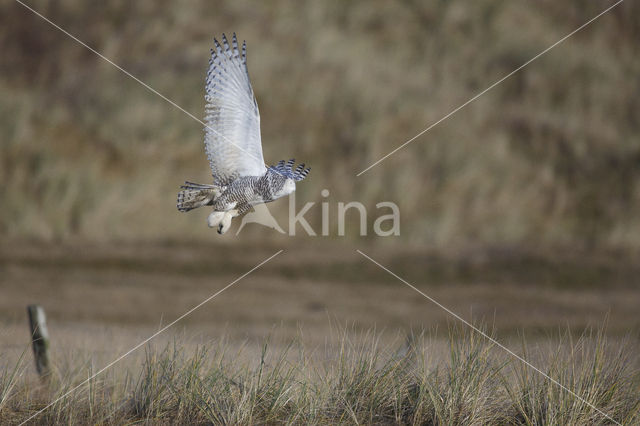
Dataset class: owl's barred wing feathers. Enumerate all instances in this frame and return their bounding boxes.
[204,33,266,185]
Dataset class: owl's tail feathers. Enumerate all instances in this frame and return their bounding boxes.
[176,181,221,212]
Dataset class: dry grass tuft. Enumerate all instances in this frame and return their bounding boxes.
[2,326,638,424]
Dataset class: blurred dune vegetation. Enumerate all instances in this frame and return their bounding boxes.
[1,0,639,248]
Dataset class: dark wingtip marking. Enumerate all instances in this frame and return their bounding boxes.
[213,38,223,55]
[270,159,311,181]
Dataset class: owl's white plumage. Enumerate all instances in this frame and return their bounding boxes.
[204,34,266,184]
[177,34,310,234]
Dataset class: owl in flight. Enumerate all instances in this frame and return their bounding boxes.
[177,34,310,234]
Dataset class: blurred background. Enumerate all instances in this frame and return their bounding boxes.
[1,0,639,349]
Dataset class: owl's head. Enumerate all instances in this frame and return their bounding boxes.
[268,159,309,199]
[274,178,296,198]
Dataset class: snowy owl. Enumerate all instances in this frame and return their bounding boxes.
[177,33,310,234]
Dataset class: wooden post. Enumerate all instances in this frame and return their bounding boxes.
[27,305,51,378]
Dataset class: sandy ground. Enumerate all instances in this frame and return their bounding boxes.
[1,240,639,378]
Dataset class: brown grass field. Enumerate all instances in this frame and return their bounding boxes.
[1,241,639,423]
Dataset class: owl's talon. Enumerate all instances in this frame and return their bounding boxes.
[208,211,225,228]
[217,211,233,234]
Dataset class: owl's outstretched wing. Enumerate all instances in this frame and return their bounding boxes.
[204,33,266,185]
